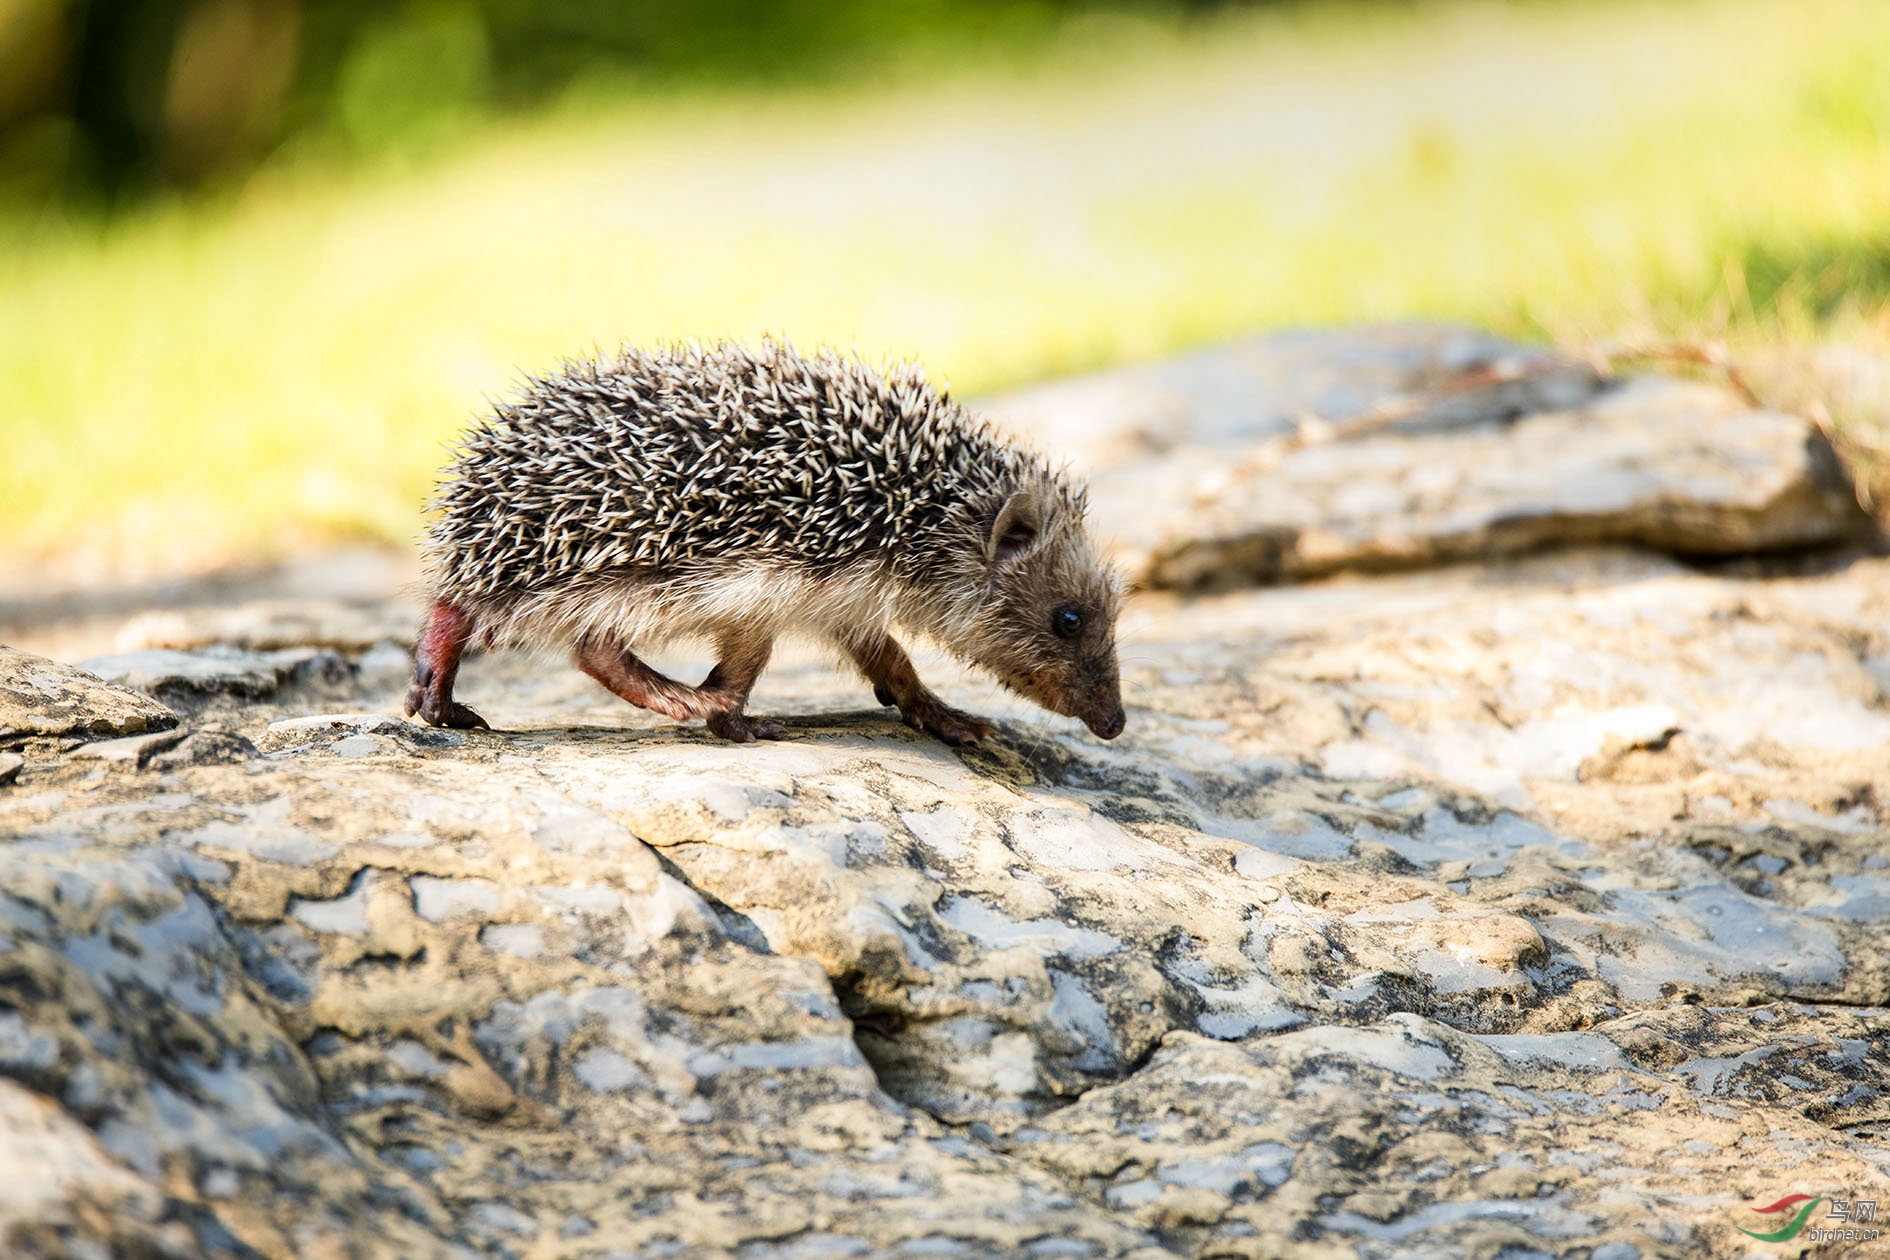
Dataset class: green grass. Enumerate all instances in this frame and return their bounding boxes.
[5,0,1890,581]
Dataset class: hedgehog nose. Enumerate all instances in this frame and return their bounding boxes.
[1087,705,1126,740]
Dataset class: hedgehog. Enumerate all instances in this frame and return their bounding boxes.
[405,339,1126,745]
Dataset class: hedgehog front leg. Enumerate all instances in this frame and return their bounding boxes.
[701,630,783,743]
[406,601,491,730]
[846,632,994,747]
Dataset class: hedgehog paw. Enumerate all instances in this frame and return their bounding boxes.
[707,711,784,743]
[902,698,994,747]
[872,684,897,707]
[405,684,490,730]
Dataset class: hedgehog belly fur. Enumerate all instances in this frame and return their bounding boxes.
[466,560,904,657]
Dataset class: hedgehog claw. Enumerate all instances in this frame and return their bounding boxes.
[442,703,491,730]
[405,684,489,730]
[707,711,785,743]
[901,698,994,747]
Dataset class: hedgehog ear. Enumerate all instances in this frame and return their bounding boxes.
[986,490,1044,575]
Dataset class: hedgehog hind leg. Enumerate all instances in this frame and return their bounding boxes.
[844,631,993,747]
[574,634,773,739]
[701,630,783,743]
[406,601,491,730]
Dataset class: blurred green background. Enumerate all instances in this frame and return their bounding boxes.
[3,0,1889,582]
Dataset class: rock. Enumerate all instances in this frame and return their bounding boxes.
[3,532,1886,1258]
[0,1077,172,1255]
[0,645,179,742]
[983,324,1605,469]
[146,729,259,769]
[79,646,354,707]
[258,712,458,753]
[981,328,1869,591]
[1025,1008,1887,1255]
[0,785,1154,1257]
[0,753,20,786]
[2,334,1888,1257]
[68,727,190,768]
[1140,377,1869,590]
[111,598,417,656]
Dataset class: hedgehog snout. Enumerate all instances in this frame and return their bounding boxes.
[1068,664,1124,740]
[1078,686,1126,739]
[1084,704,1126,740]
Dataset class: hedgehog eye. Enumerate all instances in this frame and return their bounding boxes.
[1051,603,1084,639]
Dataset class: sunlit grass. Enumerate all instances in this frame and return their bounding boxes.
[4,0,1890,582]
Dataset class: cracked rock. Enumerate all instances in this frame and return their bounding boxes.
[983,324,1607,467]
[111,599,418,656]
[1140,377,1869,590]
[258,712,462,753]
[68,727,190,767]
[1,332,1887,1258]
[0,645,180,742]
[80,646,354,707]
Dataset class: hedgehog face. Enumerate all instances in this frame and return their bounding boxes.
[968,492,1126,739]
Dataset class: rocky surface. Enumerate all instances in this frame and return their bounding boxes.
[108,599,420,657]
[1142,380,1866,590]
[2,327,1887,1258]
[982,325,1608,463]
[0,644,179,741]
[80,646,357,708]
[986,325,1873,588]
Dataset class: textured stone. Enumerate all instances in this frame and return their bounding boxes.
[259,712,459,753]
[111,599,416,656]
[984,327,1866,591]
[79,646,354,707]
[68,727,190,767]
[2,539,1885,1258]
[983,323,1605,468]
[1141,377,1868,590]
[0,645,179,742]
[0,1077,173,1256]
[146,729,259,769]
[1024,1008,1888,1258]
[1,333,1887,1258]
